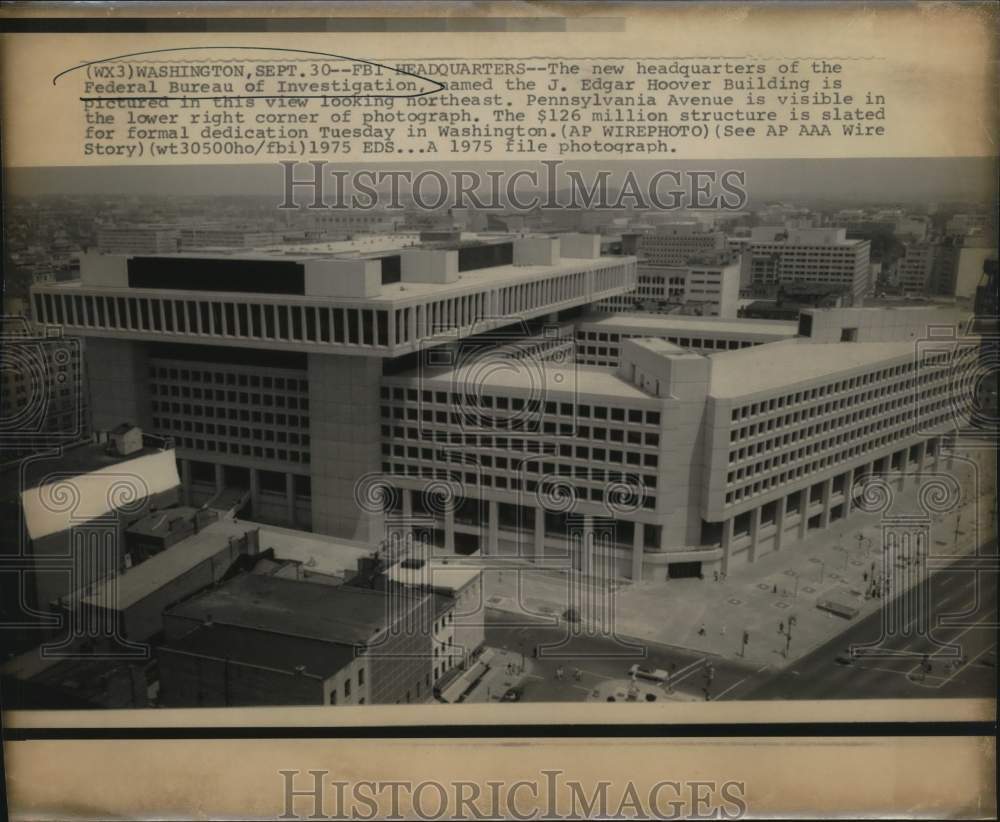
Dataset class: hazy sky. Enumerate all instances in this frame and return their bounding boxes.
[6,157,997,206]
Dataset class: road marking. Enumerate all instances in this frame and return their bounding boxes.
[903,613,995,680]
[711,676,749,701]
[935,642,997,689]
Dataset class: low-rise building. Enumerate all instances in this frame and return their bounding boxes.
[158,573,436,706]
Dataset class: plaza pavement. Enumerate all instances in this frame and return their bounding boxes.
[477,449,995,670]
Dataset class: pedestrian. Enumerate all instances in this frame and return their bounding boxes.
[772,583,778,594]
[713,571,719,583]
[573,668,582,682]
[555,666,564,681]
[779,621,784,634]
[720,625,727,638]
[698,624,706,636]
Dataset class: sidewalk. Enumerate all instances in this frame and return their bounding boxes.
[456,647,534,704]
[481,451,995,669]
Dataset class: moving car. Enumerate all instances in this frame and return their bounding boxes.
[628,664,670,683]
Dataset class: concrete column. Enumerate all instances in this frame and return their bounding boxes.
[932,438,941,472]
[915,440,927,474]
[774,496,787,552]
[487,500,499,556]
[249,468,260,518]
[631,521,644,581]
[444,508,455,554]
[581,515,594,577]
[897,450,908,491]
[720,518,734,577]
[820,477,835,529]
[180,459,192,507]
[533,506,545,561]
[214,463,225,495]
[799,493,809,541]
[748,506,762,563]
[402,487,413,519]
[285,472,296,528]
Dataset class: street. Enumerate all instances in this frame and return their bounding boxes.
[485,609,758,703]
[717,545,998,701]
[484,545,997,703]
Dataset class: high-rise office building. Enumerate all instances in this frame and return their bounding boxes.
[895,242,936,293]
[745,227,872,301]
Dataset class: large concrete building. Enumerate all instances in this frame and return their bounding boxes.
[895,242,935,293]
[96,226,180,255]
[378,306,977,581]
[745,227,872,301]
[29,236,979,585]
[633,223,728,266]
[30,233,637,545]
[598,252,742,318]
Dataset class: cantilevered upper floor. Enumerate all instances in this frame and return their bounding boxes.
[30,234,637,358]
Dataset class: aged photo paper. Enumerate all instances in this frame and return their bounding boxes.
[0,1,997,818]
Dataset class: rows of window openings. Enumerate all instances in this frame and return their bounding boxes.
[379,385,661,427]
[433,612,457,683]
[380,392,660,508]
[37,291,396,347]
[722,360,968,506]
[148,363,311,464]
[576,332,756,366]
[36,265,630,347]
[328,666,364,705]
[380,454,659,510]
[727,358,969,427]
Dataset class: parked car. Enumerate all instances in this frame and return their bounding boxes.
[501,686,523,702]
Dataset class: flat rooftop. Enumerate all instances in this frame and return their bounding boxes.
[77,517,256,610]
[125,506,206,540]
[579,312,798,337]
[166,573,428,646]
[709,338,918,398]
[248,521,373,578]
[373,255,629,303]
[162,621,354,680]
[385,560,482,594]
[0,440,166,501]
[393,360,654,401]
